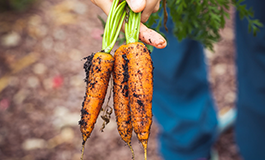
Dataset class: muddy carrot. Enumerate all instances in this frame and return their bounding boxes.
[79,0,126,159]
[125,8,153,160]
[113,44,134,159]
[126,42,153,160]
[79,52,114,143]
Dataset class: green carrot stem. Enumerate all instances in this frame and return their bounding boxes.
[107,11,126,52]
[109,2,126,40]
[102,0,118,48]
[125,7,141,44]
[102,0,126,53]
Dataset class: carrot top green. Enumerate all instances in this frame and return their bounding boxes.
[102,0,126,53]
[125,6,141,44]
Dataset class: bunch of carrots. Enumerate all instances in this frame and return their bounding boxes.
[79,0,153,160]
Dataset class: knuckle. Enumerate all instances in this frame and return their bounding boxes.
[153,6,160,13]
[153,2,160,13]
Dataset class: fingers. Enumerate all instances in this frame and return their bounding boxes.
[92,0,112,15]
[139,23,167,49]
[154,1,160,13]
[91,0,167,49]
[125,0,165,48]
[141,0,160,23]
[121,22,166,49]
[126,0,146,13]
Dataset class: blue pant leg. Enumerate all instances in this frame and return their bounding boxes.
[151,18,218,160]
[235,1,265,160]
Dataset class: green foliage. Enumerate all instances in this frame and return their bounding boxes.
[232,0,263,36]
[125,8,141,44]
[145,0,263,51]
[102,0,126,53]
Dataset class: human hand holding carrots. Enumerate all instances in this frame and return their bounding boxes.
[80,1,154,159]
[91,0,167,49]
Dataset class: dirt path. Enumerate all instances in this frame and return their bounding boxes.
[0,1,240,160]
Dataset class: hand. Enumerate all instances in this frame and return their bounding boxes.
[91,0,167,49]
[126,0,160,22]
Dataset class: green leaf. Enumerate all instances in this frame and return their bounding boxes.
[146,0,263,51]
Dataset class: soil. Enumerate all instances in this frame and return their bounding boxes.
[0,1,241,160]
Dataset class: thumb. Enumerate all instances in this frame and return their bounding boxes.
[126,0,146,13]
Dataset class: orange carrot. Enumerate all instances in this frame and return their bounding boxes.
[79,0,126,159]
[113,44,135,158]
[79,52,113,147]
[126,42,153,160]
[123,6,153,159]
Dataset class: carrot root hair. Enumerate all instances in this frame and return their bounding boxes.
[80,143,85,160]
[128,142,135,160]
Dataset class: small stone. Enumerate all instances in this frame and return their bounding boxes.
[13,89,30,105]
[225,92,236,103]
[214,63,226,75]
[204,48,215,60]
[73,2,87,15]
[54,106,69,118]
[69,49,82,61]
[42,37,54,49]
[9,76,19,86]
[33,63,47,75]
[70,75,84,87]
[43,78,53,90]
[27,76,39,88]
[22,138,47,150]
[63,112,80,126]
[53,29,66,40]
[1,32,21,47]
[52,106,80,128]
[61,127,74,142]
[28,15,42,26]
[37,25,48,37]
[222,28,234,41]
[54,42,65,53]
[51,1,77,25]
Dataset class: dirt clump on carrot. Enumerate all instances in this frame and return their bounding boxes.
[83,53,95,84]
[113,44,135,158]
[79,52,114,144]
[126,42,153,159]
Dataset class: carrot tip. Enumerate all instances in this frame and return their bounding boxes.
[128,142,135,160]
[144,147,147,160]
[141,140,148,160]
[80,144,85,160]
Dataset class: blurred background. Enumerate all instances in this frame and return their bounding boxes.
[0,0,240,160]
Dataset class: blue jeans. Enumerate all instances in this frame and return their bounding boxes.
[151,0,265,159]
[235,0,265,160]
[151,17,218,160]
